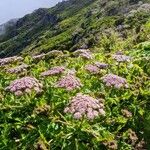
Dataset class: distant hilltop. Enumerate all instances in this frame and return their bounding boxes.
[0,0,150,57]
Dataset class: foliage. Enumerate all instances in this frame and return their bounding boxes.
[0,0,150,56]
[0,0,150,149]
[0,44,149,149]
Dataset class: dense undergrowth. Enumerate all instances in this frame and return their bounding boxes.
[0,0,150,149]
[0,41,149,149]
[0,0,150,57]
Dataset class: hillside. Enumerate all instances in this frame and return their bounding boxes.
[0,0,150,57]
[0,0,150,149]
[0,19,18,36]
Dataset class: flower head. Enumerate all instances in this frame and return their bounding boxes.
[135,139,146,150]
[34,104,50,116]
[85,64,100,74]
[112,54,131,62]
[56,74,82,91]
[73,49,91,56]
[103,140,118,150]
[94,62,108,69]
[41,66,65,76]
[79,52,93,59]
[138,3,150,12]
[121,109,132,118]
[7,64,28,74]
[5,77,43,96]
[64,93,105,120]
[101,74,128,89]
[115,51,124,55]
[73,49,93,59]
[32,53,46,60]
[0,56,23,66]
[128,129,138,145]
[46,50,64,57]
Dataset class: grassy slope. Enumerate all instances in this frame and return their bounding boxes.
[0,0,95,57]
[0,0,150,57]
[0,20,150,150]
[0,0,150,149]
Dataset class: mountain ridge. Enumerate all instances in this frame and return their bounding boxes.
[0,1,150,149]
[0,0,150,57]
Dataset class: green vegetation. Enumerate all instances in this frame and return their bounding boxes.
[0,43,149,149]
[0,0,150,56]
[0,0,150,149]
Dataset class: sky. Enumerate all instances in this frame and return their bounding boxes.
[0,0,62,24]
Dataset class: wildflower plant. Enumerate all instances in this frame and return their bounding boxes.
[101,74,128,89]
[64,93,105,120]
[0,56,23,66]
[55,73,82,91]
[41,66,65,76]
[0,26,149,150]
[94,62,108,69]
[73,49,93,59]
[7,64,28,74]
[5,77,43,96]
[112,54,131,62]
[85,64,100,74]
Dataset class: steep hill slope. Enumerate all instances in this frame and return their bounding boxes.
[0,19,18,36]
[0,38,149,150]
[0,0,150,149]
[0,0,150,57]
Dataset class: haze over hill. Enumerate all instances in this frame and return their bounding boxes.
[0,0,62,24]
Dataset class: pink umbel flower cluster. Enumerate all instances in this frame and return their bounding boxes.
[115,51,124,55]
[112,54,131,62]
[33,50,64,60]
[79,51,93,59]
[7,64,28,74]
[101,74,128,88]
[73,49,93,59]
[5,77,43,96]
[64,93,105,120]
[0,56,23,66]
[94,62,108,69]
[41,66,65,76]
[46,50,64,57]
[32,53,46,60]
[55,74,82,91]
[138,3,150,12]
[85,64,100,74]
[73,49,91,55]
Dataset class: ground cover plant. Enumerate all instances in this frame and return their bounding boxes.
[0,0,150,149]
[0,45,149,149]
